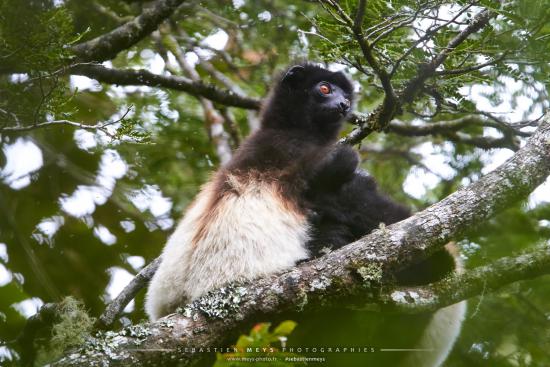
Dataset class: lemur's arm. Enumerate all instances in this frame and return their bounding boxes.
[308,145,359,193]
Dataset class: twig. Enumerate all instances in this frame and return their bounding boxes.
[411,8,493,89]
[0,106,133,137]
[386,116,525,150]
[390,2,477,77]
[349,0,397,103]
[161,25,232,164]
[342,7,495,144]
[433,53,507,76]
[95,257,162,330]
[469,278,487,319]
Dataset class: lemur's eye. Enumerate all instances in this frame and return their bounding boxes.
[319,84,331,95]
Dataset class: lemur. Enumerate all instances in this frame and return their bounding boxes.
[145,63,465,367]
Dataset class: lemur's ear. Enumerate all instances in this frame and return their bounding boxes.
[282,65,306,86]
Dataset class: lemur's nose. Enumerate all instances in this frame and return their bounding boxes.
[339,99,351,112]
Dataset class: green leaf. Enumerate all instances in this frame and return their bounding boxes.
[272,320,297,336]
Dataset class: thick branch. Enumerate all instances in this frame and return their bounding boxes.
[71,0,187,62]
[384,246,550,313]
[53,118,550,366]
[72,64,261,110]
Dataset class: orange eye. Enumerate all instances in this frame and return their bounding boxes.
[319,84,331,94]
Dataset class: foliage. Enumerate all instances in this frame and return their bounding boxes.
[0,0,75,71]
[214,321,304,367]
[0,0,77,126]
[35,297,95,366]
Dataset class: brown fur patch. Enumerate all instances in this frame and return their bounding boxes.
[190,174,226,248]
[190,169,307,248]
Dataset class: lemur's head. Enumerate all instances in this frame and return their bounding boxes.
[261,63,354,140]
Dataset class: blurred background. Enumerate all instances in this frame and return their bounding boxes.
[0,0,550,365]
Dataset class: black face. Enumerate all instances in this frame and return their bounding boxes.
[309,80,352,126]
[261,63,354,140]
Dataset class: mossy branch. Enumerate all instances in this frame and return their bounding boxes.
[382,246,550,313]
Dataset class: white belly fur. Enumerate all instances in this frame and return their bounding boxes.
[145,179,310,321]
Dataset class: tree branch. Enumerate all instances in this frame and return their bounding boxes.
[72,64,261,110]
[383,246,550,313]
[342,7,495,145]
[390,2,477,77]
[71,0,188,63]
[351,0,396,100]
[400,9,494,104]
[0,106,132,136]
[52,117,550,366]
[433,53,508,76]
[95,257,162,330]
[5,77,524,151]
[161,25,233,164]
[0,119,108,133]
[322,0,399,128]
[386,116,523,150]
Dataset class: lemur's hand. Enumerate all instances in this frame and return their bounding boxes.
[330,145,359,175]
[308,145,359,193]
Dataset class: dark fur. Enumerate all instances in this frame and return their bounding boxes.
[305,167,455,284]
[306,169,411,252]
[263,65,455,285]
